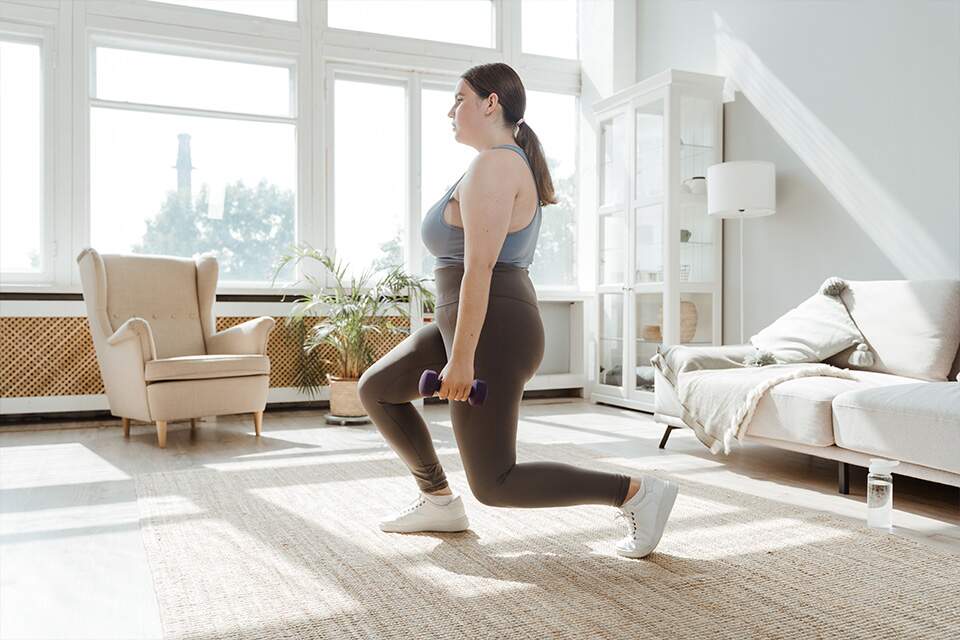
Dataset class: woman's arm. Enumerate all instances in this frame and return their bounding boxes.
[437,150,519,402]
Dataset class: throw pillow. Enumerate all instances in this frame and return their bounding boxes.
[750,290,863,363]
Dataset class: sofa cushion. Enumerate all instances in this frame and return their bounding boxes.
[145,354,270,382]
[750,292,862,364]
[825,280,960,381]
[747,370,922,447]
[833,383,960,474]
[748,376,858,446]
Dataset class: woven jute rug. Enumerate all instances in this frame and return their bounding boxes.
[135,440,959,639]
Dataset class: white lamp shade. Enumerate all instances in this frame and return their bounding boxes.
[706,161,776,218]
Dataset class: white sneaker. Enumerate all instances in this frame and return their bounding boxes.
[378,493,470,533]
[614,475,679,558]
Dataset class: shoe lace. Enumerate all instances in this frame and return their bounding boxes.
[399,495,426,515]
[614,510,637,537]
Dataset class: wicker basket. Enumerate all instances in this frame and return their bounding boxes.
[326,375,366,417]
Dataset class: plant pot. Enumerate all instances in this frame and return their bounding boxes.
[326,374,367,417]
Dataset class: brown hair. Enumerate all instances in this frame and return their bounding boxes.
[461,63,558,206]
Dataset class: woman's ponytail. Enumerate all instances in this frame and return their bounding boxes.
[461,63,557,206]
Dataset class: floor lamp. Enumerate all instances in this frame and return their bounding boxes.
[706,161,777,344]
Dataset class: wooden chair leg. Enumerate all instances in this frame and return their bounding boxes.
[122,417,130,438]
[190,418,196,430]
[156,421,167,449]
[253,411,263,437]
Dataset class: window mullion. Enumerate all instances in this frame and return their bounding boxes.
[500,0,521,66]
[407,73,424,331]
[71,1,91,287]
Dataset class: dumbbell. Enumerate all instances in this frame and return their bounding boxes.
[418,369,488,406]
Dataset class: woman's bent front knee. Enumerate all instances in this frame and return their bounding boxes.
[357,366,385,410]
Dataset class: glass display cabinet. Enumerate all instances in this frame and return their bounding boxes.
[591,70,724,412]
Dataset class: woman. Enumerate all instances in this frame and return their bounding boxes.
[357,63,678,559]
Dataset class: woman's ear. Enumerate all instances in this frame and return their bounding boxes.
[485,92,499,116]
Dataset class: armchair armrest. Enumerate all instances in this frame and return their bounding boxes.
[106,317,157,363]
[651,344,755,388]
[206,316,275,355]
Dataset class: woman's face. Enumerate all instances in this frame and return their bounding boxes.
[448,79,494,145]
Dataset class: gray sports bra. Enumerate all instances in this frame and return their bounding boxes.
[421,143,541,268]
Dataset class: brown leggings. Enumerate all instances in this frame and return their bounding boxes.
[357,263,630,508]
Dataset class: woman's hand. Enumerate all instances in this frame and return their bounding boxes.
[437,357,475,402]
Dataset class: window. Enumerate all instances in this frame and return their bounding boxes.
[1,3,583,292]
[327,1,494,48]
[525,90,578,287]
[522,0,578,59]
[95,48,291,116]
[0,40,43,275]
[89,47,297,284]
[333,77,406,280]
[149,0,298,21]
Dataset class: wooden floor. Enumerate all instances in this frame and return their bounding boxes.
[1,398,958,639]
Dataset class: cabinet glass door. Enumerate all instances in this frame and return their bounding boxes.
[598,294,624,388]
[677,94,719,284]
[679,292,713,345]
[635,203,663,283]
[599,213,626,285]
[635,293,663,393]
[635,99,664,202]
[600,115,625,207]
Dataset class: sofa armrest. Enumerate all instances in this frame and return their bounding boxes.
[206,317,275,355]
[651,344,755,388]
[106,317,157,363]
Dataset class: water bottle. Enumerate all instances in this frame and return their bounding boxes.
[867,458,899,530]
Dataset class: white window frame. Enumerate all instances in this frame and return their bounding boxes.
[85,38,302,290]
[0,0,584,295]
[0,13,58,286]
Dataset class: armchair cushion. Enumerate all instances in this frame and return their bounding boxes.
[205,317,275,355]
[101,253,206,358]
[145,354,270,382]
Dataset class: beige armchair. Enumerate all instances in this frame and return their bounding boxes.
[77,248,275,448]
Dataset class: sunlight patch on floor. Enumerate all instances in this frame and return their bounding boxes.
[0,443,130,490]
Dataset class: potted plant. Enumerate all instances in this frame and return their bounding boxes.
[272,244,435,421]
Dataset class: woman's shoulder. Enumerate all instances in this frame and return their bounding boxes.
[463,148,525,189]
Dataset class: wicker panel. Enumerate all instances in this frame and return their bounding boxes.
[0,317,104,397]
[1,316,412,398]
[216,316,410,387]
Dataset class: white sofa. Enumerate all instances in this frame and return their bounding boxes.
[654,280,960,493]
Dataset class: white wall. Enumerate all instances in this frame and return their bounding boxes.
[637,0,960,342]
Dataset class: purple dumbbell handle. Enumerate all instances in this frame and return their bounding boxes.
[419,369,487,406]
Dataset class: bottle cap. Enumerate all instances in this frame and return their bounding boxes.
[869,458,900,474]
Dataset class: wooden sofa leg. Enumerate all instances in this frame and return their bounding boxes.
[156,421,167,449]
[659,425,678,449]
[122,417,130,438]
[838,461,850,494]
[253,411,263,437]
